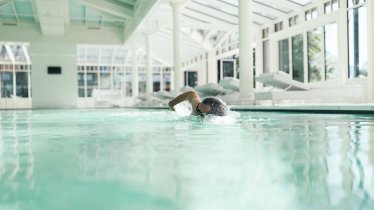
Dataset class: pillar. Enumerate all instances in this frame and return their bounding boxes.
[239,0,253,101]
[145,33,153,101]
[367,0,374,101]
[172,2,182,95]
[132,48,139,97]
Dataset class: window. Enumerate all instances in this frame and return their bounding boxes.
[292,34,304,82]
[99,66,111,89]
[289,15,299,27]
[279,39,290,74]
[262,28,269,39]
[348,0,366,7]
[138,69,146,95]
[162,68,171,91]
[307,28,323,82]
[113,66,124,90]
[305,7,318,21]
[86,71,98,97]
[263,40,270,74]
[78,67,85,97]
[125,68,132,97]
[275,22,283,32]
[1,72,13,98]
[348,3,368,78]
[184,71,198,87]
[153,68,161,92]
[324,23,338,80]
[325,0,340,14]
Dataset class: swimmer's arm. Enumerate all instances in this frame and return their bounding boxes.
[168,91,201,113]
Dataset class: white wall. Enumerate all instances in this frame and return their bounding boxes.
[30,43,77,108]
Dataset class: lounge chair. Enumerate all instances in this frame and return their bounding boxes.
[255,71,364,104]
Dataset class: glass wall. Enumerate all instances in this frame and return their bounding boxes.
[0,71,13,98]
[138,67,146,96]
[125,67,132,97]
[113,66,124,91]
[279,39,289,73]
[16,71,28,97]
[162,68,171,91]
[0,43,31,100]
[348,2,368,78]
[153,67,161,92]
[263,40,270,74]
[324,23,338,80]
[99,66,111,89]
[292,34,304,82]
[86,66,98,97]
[307,28,323,82]
[184,70,198,87]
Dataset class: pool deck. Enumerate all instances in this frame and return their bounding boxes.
[138,104,374,114]
[229,104,374,114]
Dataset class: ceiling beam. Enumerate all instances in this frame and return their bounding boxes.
[80,0,134,20]
[188,1,238,24]
[4,44,15,64]
[118,0,136,7]
[183,7,236,29]
[252,1,288,19]
[10,1,19,22]
[34,0,65,35]
[272,0,304,12]
[252,13,276,25]
[0,0,11,8]
[181,14,236,31]
[22,45,31,65]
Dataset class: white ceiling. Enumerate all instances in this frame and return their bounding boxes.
[0,0,323,66]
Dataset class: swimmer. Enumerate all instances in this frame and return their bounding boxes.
[168,90,227,116]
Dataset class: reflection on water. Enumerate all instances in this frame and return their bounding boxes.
[0,110,374,210]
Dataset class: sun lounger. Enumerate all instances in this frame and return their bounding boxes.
[255,72,363,104]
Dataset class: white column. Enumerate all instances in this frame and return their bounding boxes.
[132,48,139,97]
[255,29,263,90]
[172,2,182,95]
[367,0,374,101]
[338,0,349,85]
[207,50,217,83]
[239,0,253,101]
[145,33,153,101]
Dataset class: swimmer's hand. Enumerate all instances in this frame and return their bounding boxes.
[168,101,176,111]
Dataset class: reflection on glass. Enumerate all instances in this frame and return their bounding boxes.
[279,39,289,74]
[325,23,338,80]
[16,72,28,97]
[348,5,368,78]
[263,40,270,73]
[99,66,111,89]
[184,71,198,87]
[139,72,146,95]
[113,67,124,90]
[153,72,161,92]
[78,72,85,97]
[87,72,98,97]
[125,71,132,97]
[163,72,171,91]
[292,34,304,82]
[1,72,13,98]
[307,28,323,82]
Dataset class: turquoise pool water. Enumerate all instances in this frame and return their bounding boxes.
[0,109,374,210]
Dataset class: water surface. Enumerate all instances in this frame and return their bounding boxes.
[1,109,374,210]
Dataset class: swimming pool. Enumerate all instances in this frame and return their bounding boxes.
[0,109,373,210]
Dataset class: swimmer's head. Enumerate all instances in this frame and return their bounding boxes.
[201,97,227,116]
